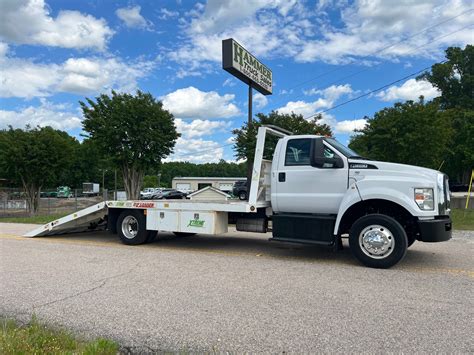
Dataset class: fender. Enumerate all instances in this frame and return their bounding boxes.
[333,182,426,235]
[333,180,362,235]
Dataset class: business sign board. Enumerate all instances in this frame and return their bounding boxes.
[222,38,272,95]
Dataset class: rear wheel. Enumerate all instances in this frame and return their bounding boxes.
[117,210,153,245]
[238,191,247,200]
[349,214,408,269]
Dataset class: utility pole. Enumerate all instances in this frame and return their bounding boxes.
[247,84,253,199]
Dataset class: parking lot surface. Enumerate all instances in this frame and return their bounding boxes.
[0,224,473,353]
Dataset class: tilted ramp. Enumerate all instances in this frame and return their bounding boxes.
[24,202,108,237]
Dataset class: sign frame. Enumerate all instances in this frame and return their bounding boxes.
[222,38,272,96]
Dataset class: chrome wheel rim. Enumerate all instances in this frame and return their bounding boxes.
[122,216,138,239]
[359,224,394,259]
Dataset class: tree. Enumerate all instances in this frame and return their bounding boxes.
[0,126,76,214]
[418,45,473,182]
[81,91,180,199]
[418,45,473,110]
[156,160,247,187]
[349,99,451,169]
[232,111,332,162]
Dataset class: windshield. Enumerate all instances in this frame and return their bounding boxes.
[324,138,361,158]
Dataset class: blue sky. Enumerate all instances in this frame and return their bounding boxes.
[0,0,472,163]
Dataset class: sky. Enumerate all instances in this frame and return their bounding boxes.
[0,0,472,163]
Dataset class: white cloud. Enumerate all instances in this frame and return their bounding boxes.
[116,6,152,30]
[170,0,472,73]
[376,78,441,102]
[158,8,179,20]
[277,84,353,117]
[0,99,82,130]
[335,119,367,133]
[169,0,309,76]
[223,78,236,87]
[161,87,241,119]
[165,137,224,163]
[277,98,330,117]
[276,84,363,133]
[254,93,268,109]
[296,0,473,63]
[175,118,232,138]
[0,0,113,51]
[0,53,154,98]
[304,84,353,101]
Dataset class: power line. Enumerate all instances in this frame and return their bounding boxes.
[170,10,473,158]
[276,8,473,96]
[287,23,473,107]
[304,61,448,119]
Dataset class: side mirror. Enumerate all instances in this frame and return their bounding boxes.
[310,138,344,169]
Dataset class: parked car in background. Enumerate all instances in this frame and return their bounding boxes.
[232,180,248,200]
[148,188,174,200]
[156,190,187,200]
[140,188,158,199]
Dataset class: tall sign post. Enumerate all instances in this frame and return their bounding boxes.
[222,38,272,198]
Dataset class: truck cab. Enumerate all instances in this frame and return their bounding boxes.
[269,134,452,268]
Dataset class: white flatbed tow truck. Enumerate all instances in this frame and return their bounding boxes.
[25,125,452,268]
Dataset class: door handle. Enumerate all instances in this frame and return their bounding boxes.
[278,172,286,182]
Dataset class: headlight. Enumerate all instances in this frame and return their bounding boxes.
[414,188,434,210]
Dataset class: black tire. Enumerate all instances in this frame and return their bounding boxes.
[173,232,196,238]
[238,191,247,200]
[117,210,150,245]
[349,214,408,269]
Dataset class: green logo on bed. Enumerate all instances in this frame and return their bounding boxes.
[187,219,205,227]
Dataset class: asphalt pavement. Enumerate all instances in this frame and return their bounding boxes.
[0,223,473,353]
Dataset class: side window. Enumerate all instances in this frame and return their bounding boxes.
[285,139,311,166]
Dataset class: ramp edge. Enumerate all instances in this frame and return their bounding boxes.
[23,202,107,237]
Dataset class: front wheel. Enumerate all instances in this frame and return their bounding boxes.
[349,214,408,269]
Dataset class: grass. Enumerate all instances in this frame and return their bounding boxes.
[0,213,68,224]
[0,316,118,354]
[451,208,474,230]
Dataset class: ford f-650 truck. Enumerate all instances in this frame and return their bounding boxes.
[26,125,452,268]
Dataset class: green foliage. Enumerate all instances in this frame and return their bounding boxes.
[0,213,68,224]
[0,316,118,354]
[418,45,474,182]
[349,99,451,169]
[157,160,247,187]
[0,126,76,213]
[81,90,179,199]
[143,175,159,188]
[418,45,473,110]
[232,111,332,161]
[351,45,473,182]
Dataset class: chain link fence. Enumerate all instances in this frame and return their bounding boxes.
[0,188,119,218]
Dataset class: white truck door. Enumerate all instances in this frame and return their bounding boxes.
[274,137,348,214]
